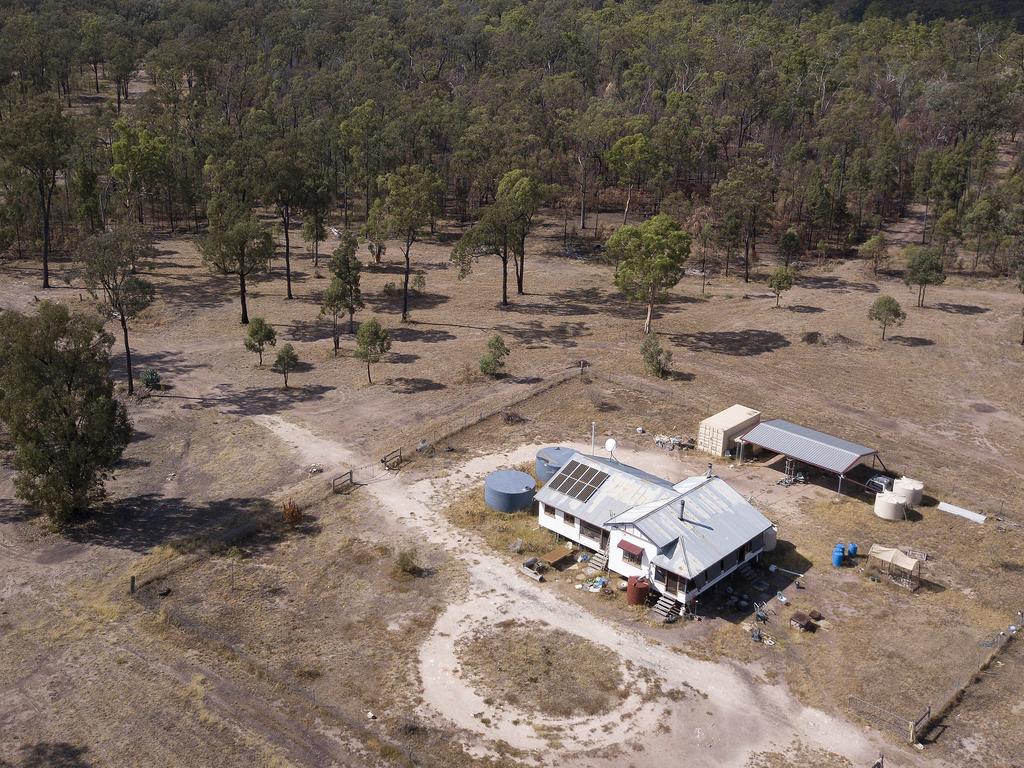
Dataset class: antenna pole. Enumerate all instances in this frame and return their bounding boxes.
[591,421,596,455]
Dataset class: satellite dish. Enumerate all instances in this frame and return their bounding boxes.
[604,438,617,457]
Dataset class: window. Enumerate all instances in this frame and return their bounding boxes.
[621,548,643,567]
[562,512,576,527]
[542,503,555,517]
[654,566,668,583]
[579,521,603,541]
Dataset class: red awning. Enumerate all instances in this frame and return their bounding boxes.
[617,539,643,556]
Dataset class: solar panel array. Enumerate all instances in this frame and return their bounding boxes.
[547,460,610,502]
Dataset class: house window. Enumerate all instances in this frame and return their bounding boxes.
[579,521,603,541]
[621,549,642,567]
[542,503,555,517]
[654,566,667,583]
[562,512,576,527]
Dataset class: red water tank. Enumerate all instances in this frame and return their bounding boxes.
[626,576,650,606]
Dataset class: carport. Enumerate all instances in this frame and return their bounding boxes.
[736,419,887,493]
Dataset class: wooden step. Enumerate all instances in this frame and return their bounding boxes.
[586,552,608,572]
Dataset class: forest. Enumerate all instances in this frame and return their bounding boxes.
[1,0,1023,300]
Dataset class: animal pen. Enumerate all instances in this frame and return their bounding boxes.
[866,545,923,591]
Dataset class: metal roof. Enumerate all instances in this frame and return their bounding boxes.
[535,452,676,527]
[607,476,774,579]
[738,419,876,475]
[700,404,761,431]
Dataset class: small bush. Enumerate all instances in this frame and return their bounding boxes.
[281,499,302,527]
[140,368,161,391]
[479,334,510,377]
[640,335,672,378]
[382,281,398,296]
[394,548,422,578]
[410,273,426,293]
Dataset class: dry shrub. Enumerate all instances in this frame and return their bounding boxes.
[393,548,423,578]
[281,499,302,527]
[444,488,553,556]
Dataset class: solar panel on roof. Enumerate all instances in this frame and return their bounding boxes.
[547,460,609,502]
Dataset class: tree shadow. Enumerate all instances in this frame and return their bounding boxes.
[2,742,94,768]
[932,302,990,315]
[668,329,790,356]
[388,377,446,394]
[389,352,420,364]
[113,349,209,382]
[389,326,456,343]
[800,275,879,294]
[503,299,597,318]
[494,320,589,348]
[189,384,335,416]
[282,320,333,343]
[888,335,935,347]
[788,305,825,314]
[364,291,450,313]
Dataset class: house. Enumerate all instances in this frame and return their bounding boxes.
[535,452,775,606]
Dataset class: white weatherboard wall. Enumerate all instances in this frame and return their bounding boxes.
[607,530,655,579]
[538,502,581,542]
[698,405,761,456]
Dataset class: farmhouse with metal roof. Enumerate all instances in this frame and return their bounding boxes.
[536,452,776,607]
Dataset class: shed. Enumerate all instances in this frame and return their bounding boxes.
[697,405,761,457]
[737,418,884,492]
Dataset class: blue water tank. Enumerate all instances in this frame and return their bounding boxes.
[535,446,575,484]
[484,470,537,513]
[848,542,858,558]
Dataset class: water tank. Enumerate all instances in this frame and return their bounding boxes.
[763,525,778,552]
[535,446,575,484]
[892,477,924,507]
[874,491,906,521]
[484,470,536,513]
[627,576,650,606]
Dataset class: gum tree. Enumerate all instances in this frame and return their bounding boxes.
[608,214,691,335]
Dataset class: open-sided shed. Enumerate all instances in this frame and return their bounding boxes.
[737,418,885,492]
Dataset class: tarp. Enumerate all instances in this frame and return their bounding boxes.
[867,544,921,574]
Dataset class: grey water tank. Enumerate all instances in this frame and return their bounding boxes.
[535,446,575,483]
[484,470,537,513]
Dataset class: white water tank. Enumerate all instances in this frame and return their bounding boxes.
[874,491,907,521]
[763,525,778,552]
[892,477,924,508]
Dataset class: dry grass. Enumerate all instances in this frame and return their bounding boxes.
[442,481,557,557]
[745,741,854,768]
[457,620,625,717]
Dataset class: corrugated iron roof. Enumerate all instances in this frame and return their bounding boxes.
[738,419,876,475]
[534,452,676,527]
[608,477,774,578]
[700,404,761,431]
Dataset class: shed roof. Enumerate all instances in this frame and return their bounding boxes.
[738,419,876,475]
[607,476,774,579]
[700,404,761,431]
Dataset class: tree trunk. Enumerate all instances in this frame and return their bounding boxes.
[366,361,372,384]
[40,179,52,289]
[501,249,509,306]
[283,207,293,299]
[401,238,412,321]
[120,315,134,395]
[283,371,288,388]
[776,293,781,308]
[743,236,751,283]
[881,322,887,341]
[333,317,339,355]
[348,310,355,334]
[623,184,631,225]
[239,272,249,324]
[643,299,654,335]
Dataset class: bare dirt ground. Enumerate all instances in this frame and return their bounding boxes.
[2,142,1024,765]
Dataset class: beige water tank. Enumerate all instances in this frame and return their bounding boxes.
[697,405,761,457]
[874,491,906,521]
[892,477,924,507]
